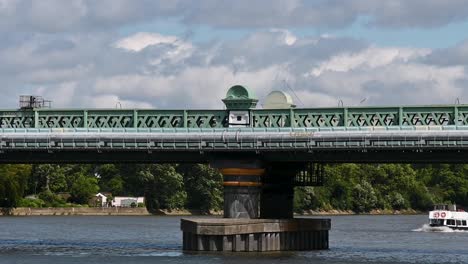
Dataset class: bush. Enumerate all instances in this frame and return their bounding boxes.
[18,198,45,208]
[38,190,67,207]
[386,192,407,210]
[351,181,377,213]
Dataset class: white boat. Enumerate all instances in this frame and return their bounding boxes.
[429,204,468,230]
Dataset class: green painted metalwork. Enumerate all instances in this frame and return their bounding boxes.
[3,105,468,129]
[291,108,344,127]
[0,111,34,128]
[222,85,258,109]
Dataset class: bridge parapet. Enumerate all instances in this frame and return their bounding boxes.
[2,105,468,129]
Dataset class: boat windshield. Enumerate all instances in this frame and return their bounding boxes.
[430,219,444,226]
[434,205,449,210]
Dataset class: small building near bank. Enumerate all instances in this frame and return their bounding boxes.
[90,192,113,207]
[112,196,144,207]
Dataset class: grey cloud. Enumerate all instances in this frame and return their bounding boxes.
[2,0,468,34]
[422,39,468,66]
[1,27,468,110]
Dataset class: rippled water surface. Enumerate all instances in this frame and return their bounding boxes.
[1,215,467,264]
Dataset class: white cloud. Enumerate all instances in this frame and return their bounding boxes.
[308,46,430,77]
[1,26,468,110]
[114,32,180,52]
[270,29,297,46]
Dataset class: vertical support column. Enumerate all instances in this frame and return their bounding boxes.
[289,108,295,127]
[133,110,138,128]
[398,107,403,126]
[261,163,301,219]
[343,108,348,127]
[83,110,88,128]
[219,167,264,218]
[183,110,188,128]
[34,110,39,128]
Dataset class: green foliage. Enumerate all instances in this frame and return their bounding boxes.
[351,181,378,213]
[294,187,322,212]
[179,164,223,212]
[96,164,125,195]
[140,164,187,212]
[2,162,468,215]
[38,190,67,207]
[70,174,99,204]
[386,192,406,210]
[18,198,45,208]
[0,164,32,209]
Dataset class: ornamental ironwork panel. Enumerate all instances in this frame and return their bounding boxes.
[347,109,399,126]
[186,110,228,128]
[294,109,343,127]
[253,110,290,127]
[137,110,184,128]
[38,111,84,128]
[402,108,454,126]
[87,111,133,128]
[456,107,468,125]
[0,112,34,128]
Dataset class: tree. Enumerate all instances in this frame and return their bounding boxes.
[0,165,32,210]
[70,174,99,204]
[351,181,377,213]
[140,164,187,212]
[31,164,68,193]
[179,164,223,212]
[96,164,124,195]
[294,187,323,212]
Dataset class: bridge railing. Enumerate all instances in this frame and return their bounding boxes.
[1,105,468,129]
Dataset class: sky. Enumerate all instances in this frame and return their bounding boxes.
[2,0,468,109]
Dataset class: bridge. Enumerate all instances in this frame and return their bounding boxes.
[2,85,468,251]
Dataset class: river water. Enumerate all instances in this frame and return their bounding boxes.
[0,215,467,264]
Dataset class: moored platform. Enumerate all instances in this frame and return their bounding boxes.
[181,218,330,252]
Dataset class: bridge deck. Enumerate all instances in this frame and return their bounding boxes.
[2,126,468,163]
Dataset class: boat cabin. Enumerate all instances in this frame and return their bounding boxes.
[428,204,468,230]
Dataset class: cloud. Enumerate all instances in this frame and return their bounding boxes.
[1,23,468,110]
[2,0,468,34]
[114,32,180,52]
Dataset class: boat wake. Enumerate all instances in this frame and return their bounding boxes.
[412,224,468,233]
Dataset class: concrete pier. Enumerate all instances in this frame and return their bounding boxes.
[181,218,330,252]
[220,167,263,218]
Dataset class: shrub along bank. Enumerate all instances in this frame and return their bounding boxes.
[1,163,467,214]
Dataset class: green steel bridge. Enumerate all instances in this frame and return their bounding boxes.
[2,85,468,163]
[4,85,468,244]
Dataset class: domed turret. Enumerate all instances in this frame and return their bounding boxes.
[222,85,258,110]
[263,91,296,109]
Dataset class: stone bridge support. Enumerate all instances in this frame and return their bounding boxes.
[209,159,263,218]
[181,158,330,252]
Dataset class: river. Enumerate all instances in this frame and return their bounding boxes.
[0,215,467,264]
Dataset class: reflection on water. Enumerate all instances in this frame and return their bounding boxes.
[0,215,467,264]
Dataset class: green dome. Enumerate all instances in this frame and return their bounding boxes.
[225,85,256,100]
[222,85,258,109]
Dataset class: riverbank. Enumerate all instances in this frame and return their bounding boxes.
[1,207,151,216]
[299,208,422,216]
[1,207,422,216]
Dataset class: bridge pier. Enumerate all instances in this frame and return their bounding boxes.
[181,159,330,252]
[261,163,298,219]
[220,165,263,219]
